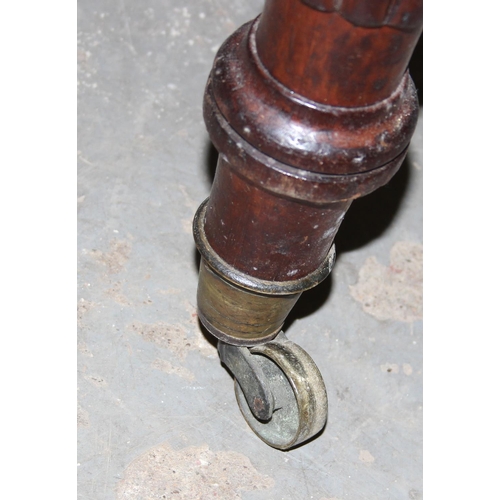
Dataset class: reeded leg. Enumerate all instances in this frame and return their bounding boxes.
[194,0,422,449]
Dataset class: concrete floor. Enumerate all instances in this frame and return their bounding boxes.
[77,1,423,498]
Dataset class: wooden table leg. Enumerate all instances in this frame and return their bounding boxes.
[194,0,422,449]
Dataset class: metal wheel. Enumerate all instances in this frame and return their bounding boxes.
[225,332,328,450]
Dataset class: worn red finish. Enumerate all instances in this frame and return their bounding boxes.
[258,0,423,106]
[200,0,422,283]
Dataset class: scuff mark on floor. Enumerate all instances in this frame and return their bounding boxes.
[84,374,108,388]
[403,363,413,375]
[131,322,193,360]
[91,238,132,274]
[131,318,216,360]
[409,488,423,499]
[183,300,216,358]
[105,281,131,305]
[78,298,96,327]
[151,358,195,381]
[381,363,399,374]
[77,299,96,363]
[359,449,375,463]
[158,288,181,295]
[183,300,198,326]
[116,441,274,499]
[350,241,423,322]
[78,404,90,427]
[78,341,94,358]
[181,218,192,234]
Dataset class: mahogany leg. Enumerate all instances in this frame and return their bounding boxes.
[193,0,422,449]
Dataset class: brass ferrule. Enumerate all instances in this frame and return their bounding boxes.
[197,259,301,346]
[193,199,335,346]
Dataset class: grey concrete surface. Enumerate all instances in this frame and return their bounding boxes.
[77,1,423,498]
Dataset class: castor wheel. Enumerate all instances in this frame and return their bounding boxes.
[219,332,328,450]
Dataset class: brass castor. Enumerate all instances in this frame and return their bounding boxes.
[219,332,328,450]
